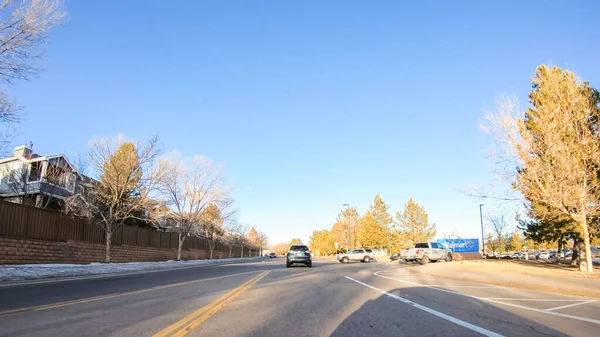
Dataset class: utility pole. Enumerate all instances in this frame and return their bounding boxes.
[343,204,350,251]
[479,204,485,256]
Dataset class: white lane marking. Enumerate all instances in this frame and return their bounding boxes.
[481,298,588,302]
[345,276,505,337]
[376,272,505,286]
[545,300,597,312]
[374,271,600,325]
[371,276,445,281]
[426,286,498,288]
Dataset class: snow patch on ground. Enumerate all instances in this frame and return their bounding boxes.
[0,257,263,282]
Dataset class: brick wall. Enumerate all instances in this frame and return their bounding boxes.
[0,237,253,265]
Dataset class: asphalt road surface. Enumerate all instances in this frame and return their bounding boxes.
[0,258,599,337]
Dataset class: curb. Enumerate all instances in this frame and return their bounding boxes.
[406,265,600,299]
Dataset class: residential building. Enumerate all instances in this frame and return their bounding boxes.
[0,144,81,210]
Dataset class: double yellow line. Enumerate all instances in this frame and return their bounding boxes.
[153,270,270,337]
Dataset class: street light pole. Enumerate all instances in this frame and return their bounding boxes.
[343,204,350,251]
[479,204,485,256]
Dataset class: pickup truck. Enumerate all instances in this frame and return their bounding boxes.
[400,242,453,264]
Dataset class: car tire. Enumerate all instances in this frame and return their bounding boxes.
[421,255,429,265]
[445,253,453,262]
[307,262,312,268]
[363,256,371,263]
[342,257,349,264]
[286,262,291,268]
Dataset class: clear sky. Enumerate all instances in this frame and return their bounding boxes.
[8,1,600,245]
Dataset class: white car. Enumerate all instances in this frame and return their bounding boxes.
[538,251,550,259]
[337,249,375,263]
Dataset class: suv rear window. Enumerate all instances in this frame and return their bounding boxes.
[415,243,429,248]
[290,245,309,251]
[364,249,373,253]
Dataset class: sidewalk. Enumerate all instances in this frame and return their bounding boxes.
[0,256,264,282]
[407,260,600,299]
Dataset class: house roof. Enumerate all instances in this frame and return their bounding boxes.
[0,156,26,165]
[0,153,80,175]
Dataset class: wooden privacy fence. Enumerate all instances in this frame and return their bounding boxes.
[0,200,256,254]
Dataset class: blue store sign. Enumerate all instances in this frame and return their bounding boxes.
[436,239,479,253]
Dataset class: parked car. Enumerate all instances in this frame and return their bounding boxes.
[538,250,550,259]
[337,249,375,263]
[549,250,557,258]
[286,245,312,268]
[510,253,524,259]
[389,252,401,262]
[268,252,276,258]
[400,242,452,265]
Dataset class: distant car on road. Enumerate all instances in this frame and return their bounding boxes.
[389,252,401,262]
[268,252,276,258]
[337,249,375,263]
[286,245,312,268]
[401,242,452,264]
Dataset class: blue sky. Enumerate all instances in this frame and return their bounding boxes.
[8,1,600,245]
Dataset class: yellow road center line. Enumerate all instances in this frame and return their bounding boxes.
[154,270,270,337]
[152,272,265,337]
[173,272,268,337]
[0,270,262,317]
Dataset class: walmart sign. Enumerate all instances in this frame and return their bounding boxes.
[436,239,479,253]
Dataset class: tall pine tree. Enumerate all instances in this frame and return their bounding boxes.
[356,194,391,249]
[395,198,436,246]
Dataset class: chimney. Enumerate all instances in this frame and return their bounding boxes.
[13,145,33,159]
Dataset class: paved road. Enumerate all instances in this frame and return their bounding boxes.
[0,258,599,336]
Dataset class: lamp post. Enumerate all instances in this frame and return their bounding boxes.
[343,204,350,250]
[479,204,485,256]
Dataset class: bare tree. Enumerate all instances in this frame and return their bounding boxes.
[223,221,248,258]
[0,0,67,152]
[257,231,269,256]
[486,212,512,254]
[482,65,600,272]
[70,152,89,176]
[159,155,231,261]
[68,135,164,262]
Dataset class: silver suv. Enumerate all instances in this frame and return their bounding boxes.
[337,248,375,263]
